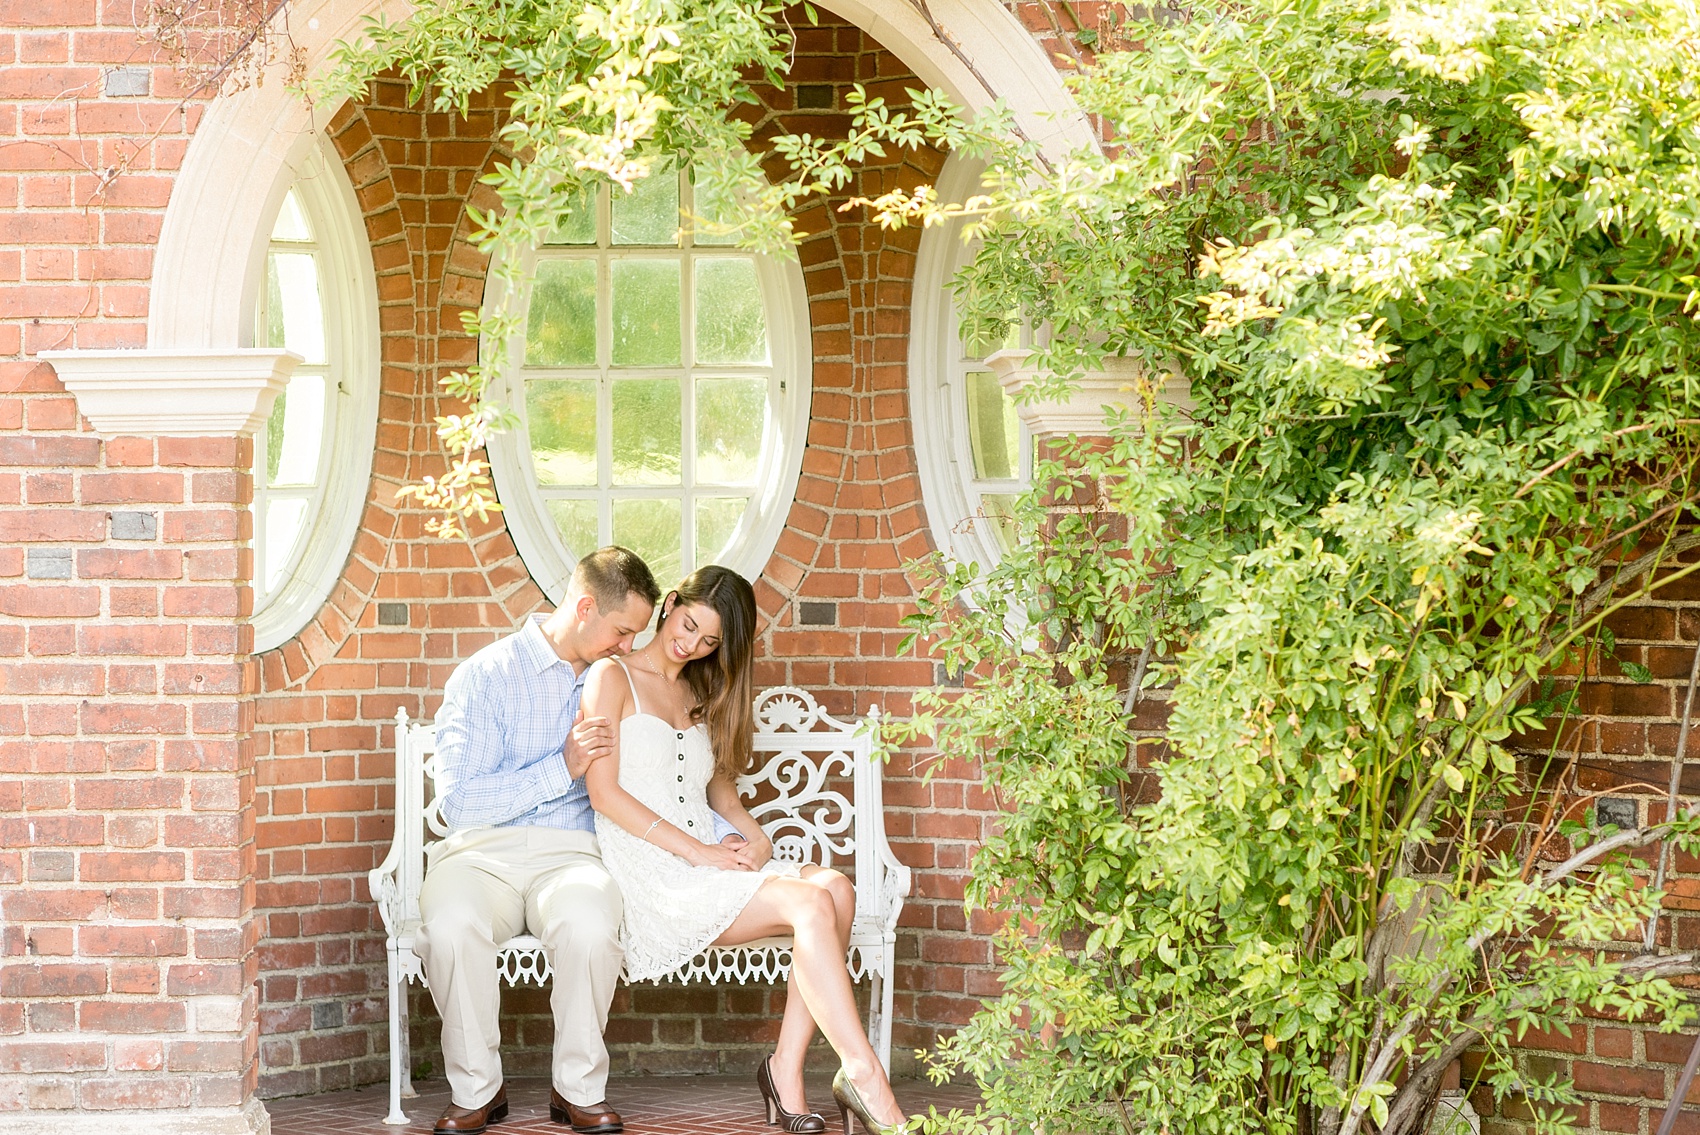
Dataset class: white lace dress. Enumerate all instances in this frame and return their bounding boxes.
[594,661,801,980]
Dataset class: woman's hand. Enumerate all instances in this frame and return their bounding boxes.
[730,833,773,870]
[716,832,772,870]
[704,776,772,869]
[686,840,756,871]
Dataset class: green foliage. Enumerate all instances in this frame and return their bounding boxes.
[883,1,1700,1132]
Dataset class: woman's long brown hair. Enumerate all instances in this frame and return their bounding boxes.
[670,566,757,778]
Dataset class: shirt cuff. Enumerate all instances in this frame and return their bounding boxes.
[527,749,576,806]
[709,810,740,842]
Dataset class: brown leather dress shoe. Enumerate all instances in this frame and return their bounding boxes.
[434,1085,509,1134]
[549,1088,624,1133]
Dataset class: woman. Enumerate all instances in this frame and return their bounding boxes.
[581,565,907,1135]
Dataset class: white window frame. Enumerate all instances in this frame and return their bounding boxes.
[246,135,382,653]
[485,176,813,600]
[909,154,1033,571]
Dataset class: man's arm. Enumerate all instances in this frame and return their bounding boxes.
[711,810,744,843]
[435,662,576,830]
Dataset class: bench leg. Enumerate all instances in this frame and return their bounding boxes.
[400,984,415,1100]
[384,944,410,1125]
[867,957,894,1074]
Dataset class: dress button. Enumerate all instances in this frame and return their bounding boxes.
[678,795,685,802]
[676,732,684,739]
[677,775,683,782]
[687,820,694,827]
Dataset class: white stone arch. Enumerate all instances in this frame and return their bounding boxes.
[148,0,410,351]
[814,0,1095,157]
[147,0,1091,354]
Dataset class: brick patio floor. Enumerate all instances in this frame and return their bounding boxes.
[267,1075,984,1135]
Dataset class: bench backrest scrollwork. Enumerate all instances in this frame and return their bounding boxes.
[378,687,906,949]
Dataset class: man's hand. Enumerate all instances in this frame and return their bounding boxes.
[564,710,615,780]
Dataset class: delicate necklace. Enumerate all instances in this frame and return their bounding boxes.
[632,649,666,677]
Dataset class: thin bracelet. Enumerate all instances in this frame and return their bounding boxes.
[641,817,663,842]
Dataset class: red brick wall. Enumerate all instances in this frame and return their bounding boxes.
[0,401,262,1114]
[0,0,259,1121]
[243,15,995,1096]
[1469,568,1700,1133]
[0,0,201,356]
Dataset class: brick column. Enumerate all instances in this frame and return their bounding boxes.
[0,357,272,1134]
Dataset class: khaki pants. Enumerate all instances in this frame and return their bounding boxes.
[416,827,623,1109]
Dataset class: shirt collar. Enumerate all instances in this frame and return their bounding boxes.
[517,614,578,679]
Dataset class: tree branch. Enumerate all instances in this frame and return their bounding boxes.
[1617,949,1700,980]
[1541,808,1698,888]
[1514,421,1700,499]
[1382,1027,1481,1135]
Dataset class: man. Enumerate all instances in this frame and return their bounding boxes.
[417,547,748,1135]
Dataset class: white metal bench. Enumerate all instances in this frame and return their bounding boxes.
[368,687,910,1125]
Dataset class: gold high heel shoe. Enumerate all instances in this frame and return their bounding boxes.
[830,1067,907,1135]
[759,1055,826,1133]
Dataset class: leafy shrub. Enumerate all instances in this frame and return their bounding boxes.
[887,0,1700,1132]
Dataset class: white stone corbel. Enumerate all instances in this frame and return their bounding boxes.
[37,349,301,438]
[984,348,1194,439]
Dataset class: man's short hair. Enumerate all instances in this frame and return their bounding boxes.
[572,546,661,614]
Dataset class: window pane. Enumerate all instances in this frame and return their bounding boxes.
[965,370,1020,481]
[271,189,312,242]
[694,258,768,364]
[264,497,309,593]
[526,259,597,367]
[545,498,600,559]
[264,389,287,485]
[981,492,1019,553]
[613,497,682,582]
[543,185,597,245]
[695,376,765,484]
[266,251,327,365]
[612,378,681,485]
[612,167,679,245]
[696,496,748,566]
[611,260,682,366]
[527,379,597,486]
[270,373,325,487]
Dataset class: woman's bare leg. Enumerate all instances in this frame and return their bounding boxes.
[717,875,901,1126]
[769,868,855,1112]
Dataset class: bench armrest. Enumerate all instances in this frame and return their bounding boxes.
[875,841,911,936]
[369,837,405,938]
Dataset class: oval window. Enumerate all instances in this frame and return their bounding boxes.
[488,166,811,596]
[910,156,1033,569]
[249,140,381,651]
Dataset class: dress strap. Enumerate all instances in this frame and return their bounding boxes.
[613,657,644,715]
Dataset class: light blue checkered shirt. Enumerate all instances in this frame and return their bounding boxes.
[434,615,739,840]
[434,615,592,832]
